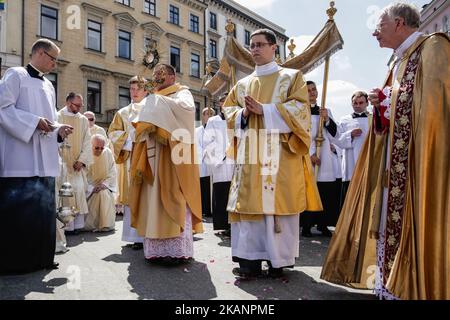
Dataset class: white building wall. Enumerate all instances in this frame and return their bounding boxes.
[420,0,450,36]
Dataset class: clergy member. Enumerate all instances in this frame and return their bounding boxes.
[129,64,203,265]
[108,76,147,250]
[84,134,117,232]
[334,91,371,205]
[222,29,322,279]
[321,2,450,300]
[0,39,73,273]
[204,93,234,236]
[195,107,215,218]
[300,81,339,238]
[57,93,93,233]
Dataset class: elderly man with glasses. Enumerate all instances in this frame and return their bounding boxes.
[57,92,93,234]
[84,134,117,232]
[321,2,450,300]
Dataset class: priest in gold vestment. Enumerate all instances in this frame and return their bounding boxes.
[57,93,92,232]
[108,76,147,248]
[84,135,117,232]
[223,29,322,278]
[321,3,449,300]
[129,64,203,263]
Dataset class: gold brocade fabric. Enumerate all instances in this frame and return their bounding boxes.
[223,67,322,223]
[321,33,450,300]
[129,86,203,239]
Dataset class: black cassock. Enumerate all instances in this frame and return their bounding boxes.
[0,177,56,274]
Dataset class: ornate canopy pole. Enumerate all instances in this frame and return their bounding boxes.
[315,1,337,178]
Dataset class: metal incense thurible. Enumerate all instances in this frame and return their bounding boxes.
[56,139,79,227]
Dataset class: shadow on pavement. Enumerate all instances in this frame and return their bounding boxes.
[0,270,67,300]
[233,269,375,300]
[103,246,218,300]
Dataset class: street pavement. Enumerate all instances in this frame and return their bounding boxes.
[0,216,375,300]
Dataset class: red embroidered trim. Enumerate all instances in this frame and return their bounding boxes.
[383,49,421,284]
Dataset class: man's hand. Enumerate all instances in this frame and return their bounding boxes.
[368,88,382,108]
[319,108,329,123]
[351,128,363,138]
[57,125,74,140]
[37,117,52,133]
[311,154,321,167]
[73,161,84,172]
[244,96,263,115]
[93,183,107,193]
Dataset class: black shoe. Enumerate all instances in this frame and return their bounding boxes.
[218,229,231,237]
[45,262,59,270]
[65,230,80,236]
[131,243,143,250]
[301,228,313,237]
[232,267,263,279]
[268,267,284,278]
[319,227,332,237]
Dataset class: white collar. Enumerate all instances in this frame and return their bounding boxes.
[254,61,280,76]
[29,63,46,77]
[394,31,423,60]
[61,106,80,117]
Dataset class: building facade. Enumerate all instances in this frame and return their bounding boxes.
[4,0,289,126]
[22,0,207,127]
[420,0,450,36]
[205,0,288,70]
[0,0,23,77]
[203,0,288,111]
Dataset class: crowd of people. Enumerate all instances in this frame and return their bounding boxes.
[0,2,448,300]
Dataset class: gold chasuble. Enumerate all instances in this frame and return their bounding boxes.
[321,34,450,300]
[108,100,145,206]
[129,84,203,239]
[85,148,117,231]
[223,66,322,222]
[57,108,92,214]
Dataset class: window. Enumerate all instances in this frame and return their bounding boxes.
[245,30,251,46]
[195,101,201,122]
[275,45,280,56]
[116,0,131,6]
[45,73,58,96]
[210,39,217,58]
[40,5,58,39]
[119,87,131,108]
[190,14,199,33]
[144,0,156,16]
[169,5,179,25]
[87,81,101,113]
[118,30,131,59]
[443,16,449,33]
[170,46,180,72]
[435,24,439,32]
[191,53,200,78]
[87,20,102,51]
[210,12,217,30]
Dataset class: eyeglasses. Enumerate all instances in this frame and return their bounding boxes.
[71,102,84,109]
[249,42,273,50]
[44,51,58,62]
[374,18,402,33]
[94,146,104,151]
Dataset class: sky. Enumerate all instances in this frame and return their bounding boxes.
[233,0,430,120]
